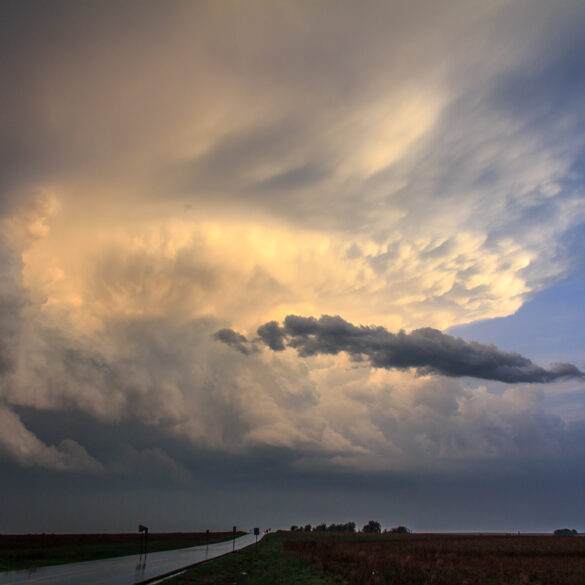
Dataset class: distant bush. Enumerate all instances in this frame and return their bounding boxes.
[311,522,356,532]
[362,520,382,534]
[328,522,356,533]
[554,528,578,536]
[387,525,411,534]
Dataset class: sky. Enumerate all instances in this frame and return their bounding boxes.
[1,0,585,534]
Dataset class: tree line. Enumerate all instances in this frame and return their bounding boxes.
[290,521,411,534]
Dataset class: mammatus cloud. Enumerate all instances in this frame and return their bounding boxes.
[217,315,584,384]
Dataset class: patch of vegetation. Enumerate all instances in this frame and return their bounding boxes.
[291,523,356,533]
[0,531,241,571]
[167,533,338,585]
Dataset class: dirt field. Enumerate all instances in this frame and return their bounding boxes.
[284,532,585,585]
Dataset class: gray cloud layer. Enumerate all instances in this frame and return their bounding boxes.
[218,315,584,384]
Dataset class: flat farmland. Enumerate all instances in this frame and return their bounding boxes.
[284,533,585,585]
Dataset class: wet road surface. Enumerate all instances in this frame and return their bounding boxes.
[0,533,259,585]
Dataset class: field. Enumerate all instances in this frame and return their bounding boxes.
[3,530,583,583]
[285,532,585,585]
[0,531,241,571]
[170,532,585,585]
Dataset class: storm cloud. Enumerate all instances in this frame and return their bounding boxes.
[214,328,258,356]
[218,315,584,384]
[1,0,585,534]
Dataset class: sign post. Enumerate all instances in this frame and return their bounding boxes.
[138,524,149,556]
[233,525,237,552]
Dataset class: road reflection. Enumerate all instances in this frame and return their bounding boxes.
[134,553,147,582]
[0,534,259,585]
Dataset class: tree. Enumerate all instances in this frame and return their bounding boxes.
[304,524,312,532]
[290,525,299,532]
[554,528,578,535]
[390,525,411,534]
[321,522,356,532]
[362,520,382,534]
[315,523,327,532]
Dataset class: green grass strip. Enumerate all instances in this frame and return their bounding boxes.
[167,533,338,585]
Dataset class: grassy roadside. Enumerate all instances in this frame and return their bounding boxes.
[167,533,339,585]
[0,532,242,572]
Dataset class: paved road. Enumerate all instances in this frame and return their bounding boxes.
[0,534,259,585]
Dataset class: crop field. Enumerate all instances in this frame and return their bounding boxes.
[0,531,241,571]
[284,532,585,585]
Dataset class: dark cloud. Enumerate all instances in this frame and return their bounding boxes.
[218,315,584,384]
[105,444,192,484]
[213,328,257,355]
[256,321,286,351]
